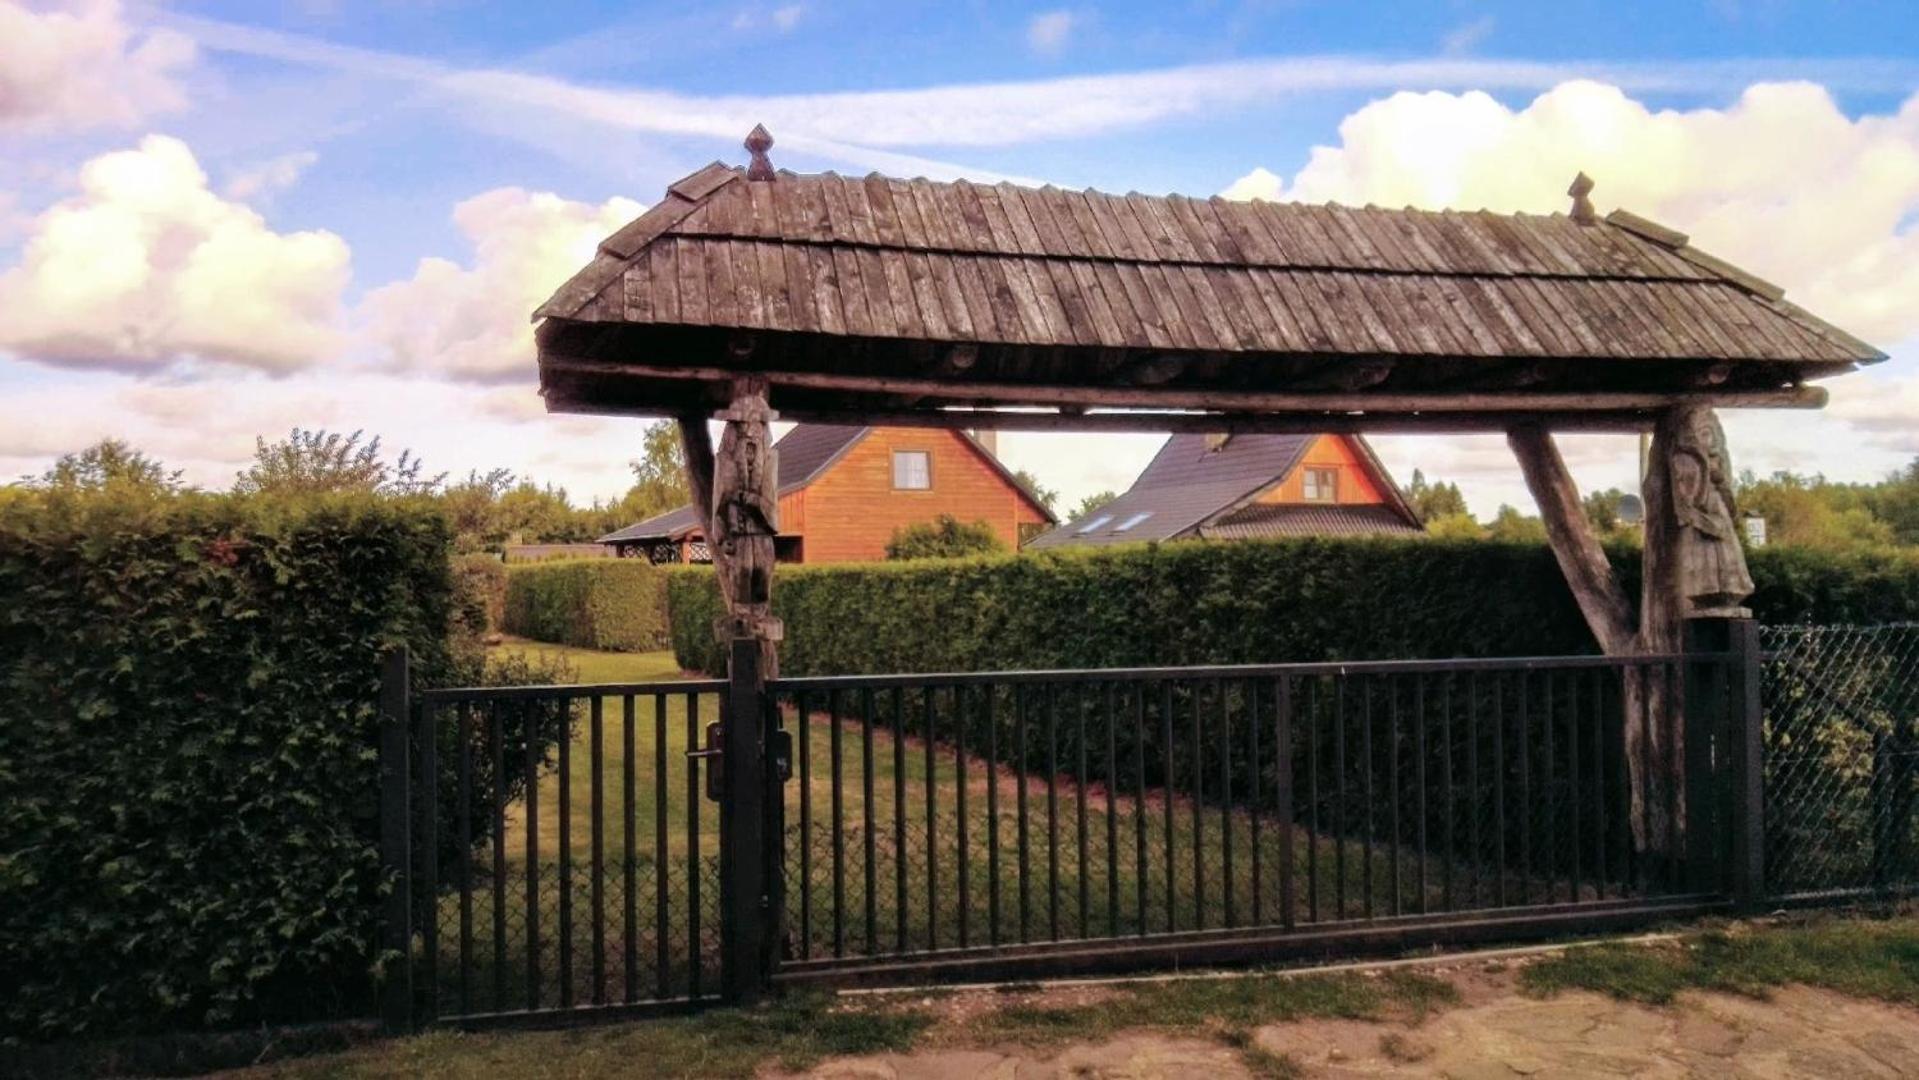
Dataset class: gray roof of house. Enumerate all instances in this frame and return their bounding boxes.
[1198,503,1424,539]
[599,423,865,544]
[1026,432,1418,549]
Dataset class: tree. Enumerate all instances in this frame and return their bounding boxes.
[497,481,590,544]
[1012,469,1058,515]
[1486,504,1547,543]
[441,468,516,552]
[619,420,691,523]
[1403,468,1469,524]
[234,428,443,496]
[1736,469,1899,551]
[1424,512,1485,540]
[1581,487,1630,534]
[1071,490,1119,520]
[35,439,183,493]
[885,514,1008,560]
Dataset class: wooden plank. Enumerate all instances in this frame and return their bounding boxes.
[1192,266,1264,350]
[1040,260,1098,347]
[1239,268,1312,353]
[770,406,1667,434]
[1321,204,1389,270]
[763,242,801,331]
[1268,272,1337,352]
[857,247,908,337]
[926,252,978,339]
[1084,190,1149,261]
[1212,198,1284,265]
[1014,256,1078,345]
[1013,186,1071,256]
[1163,195,1226,263]
[1508,425,1639,656]
[829,247,875,336]
[1109,262,1176,350]
[1059,191,1117,260]
[804,247,848,336]
[621,251,655,324]
[886,179,931,248]
[667,161,741,204]
[1128,194,1195,261]
[971,184,1024,254]
[1144,262,1220,351]
[703,240,742,329]
[839,176,883,247]
[1349,273,1425,355]
[995,184,1049,256]
[534,356,1827,414]
[862,175,906,248]
[905,181,956,251]
[1085,261,1148,348]
[1347,206,1418,273]
[902,251,953,340]
[1064,260,1125,347]
[948,254,1001,340]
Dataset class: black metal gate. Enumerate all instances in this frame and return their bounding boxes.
[383,627,1773,1027]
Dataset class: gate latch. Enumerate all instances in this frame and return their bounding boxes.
[688,721,724,802]
[771,728,793,782]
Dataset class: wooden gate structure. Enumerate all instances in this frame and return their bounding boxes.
[495,127,1885,1009]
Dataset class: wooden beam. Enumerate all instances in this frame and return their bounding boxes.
[734,407,1667,434]
[539,354,1829,414]
[676,413,716,547]
[1508,424,1639,655]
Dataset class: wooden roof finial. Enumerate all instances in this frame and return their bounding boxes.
[745,124,776,181]
[1568,171,1596,224]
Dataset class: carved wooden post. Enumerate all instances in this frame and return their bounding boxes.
[708,378,782,1001]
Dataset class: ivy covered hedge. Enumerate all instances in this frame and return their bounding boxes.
[503,558,668,652]
[664,539,1919,675]
[1,491,457,1041]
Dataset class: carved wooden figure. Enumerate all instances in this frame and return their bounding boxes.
[710,378,783,666]
[1665,406,1755,617]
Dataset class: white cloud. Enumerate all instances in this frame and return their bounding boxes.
[361,186,642,383]
[223,150,319,201]
[0,135,351,374]
[1440,15,1496,56]
[0,0,195,134]
[730,4,805,33]
[165,9,1919,161]
[1026,10,1076,56]
[1224,79,1919,347]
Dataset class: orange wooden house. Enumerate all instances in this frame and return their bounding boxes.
[600,423,1056,563]
[1027,432,1422,549]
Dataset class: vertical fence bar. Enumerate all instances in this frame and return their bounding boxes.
[830,689,845,959]
[958,686,972,950]
[489,701,506,1012]
[589,696,605,1006]
[1334,678,1347,921]
[1277,677,1295,931]
[621,695,636,1004]
[987,683,1002,947]
[1492,674,1507,908]
[1467,673,1481,908]
[861,688,876,956]
[1389,677,1402,918]
[685,693,701,1000]
[1105,682,1120,939]
[1306,678,1319,924]
[1163,681,1176,933]
[796,690,811,961]
[1665,662,1683,895]
[1592,671,1609,900]
[1543,671,1557,904]
[1441,674,1454,914]
[892,687,907,955]
[1249,679,1263,926]
[1569,670,1583,901]
[556,697,573,1010]
[1192,681,1205,930]
[1134,684,1148,936]
[1018,686,1031,944]
[1516,672,1531,906]
[654,695,669,999]
[457,703,473,1018]
[524,699,541,1011]
[1360,678,1375,920]
[1076,686,1090,938]
[377,648,411,1033]
[1047,684,1061,942]
[1220,678,1235,929]
[926,685,940,950]
[416,701,439,1023]
[1414,675,1428,915]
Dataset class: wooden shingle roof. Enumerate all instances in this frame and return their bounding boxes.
[535,142,1882,432]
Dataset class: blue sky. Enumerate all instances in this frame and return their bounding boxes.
[3,0,1917,516]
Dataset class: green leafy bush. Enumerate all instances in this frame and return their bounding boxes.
[664,539,1919,676]
[0,489,455,1040]
[453,551,507,633]
[885,515,1008,560]
[504,558,668,652]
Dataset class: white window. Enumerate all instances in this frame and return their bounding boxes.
[1076,514,1115,534]
[1302,467,1338,503]
[892,450,931,490]
[1114,511,1153,532]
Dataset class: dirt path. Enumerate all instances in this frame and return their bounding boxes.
[791,978,1919,1078]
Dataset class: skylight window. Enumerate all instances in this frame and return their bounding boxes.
[1076,514,1115,534]
[1114,512,1154,532]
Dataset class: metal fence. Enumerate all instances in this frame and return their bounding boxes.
[1762,624,1919,900]
[768,653,1720,984]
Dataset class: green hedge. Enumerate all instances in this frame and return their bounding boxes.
[665,539,1919,675]
[0,490,458,1040]
[504,558,667,652]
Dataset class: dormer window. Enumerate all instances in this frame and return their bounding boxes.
[1303,467,1338,502]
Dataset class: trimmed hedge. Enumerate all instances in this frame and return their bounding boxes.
[665,539,1919,675]
[0,490,455,1040]
[504,558,668,652]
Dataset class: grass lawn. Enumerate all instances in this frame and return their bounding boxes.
[440,641,1579,1017]
[251,911,1919,1079]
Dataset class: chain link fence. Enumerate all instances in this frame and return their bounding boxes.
[1762,624,1919,899]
